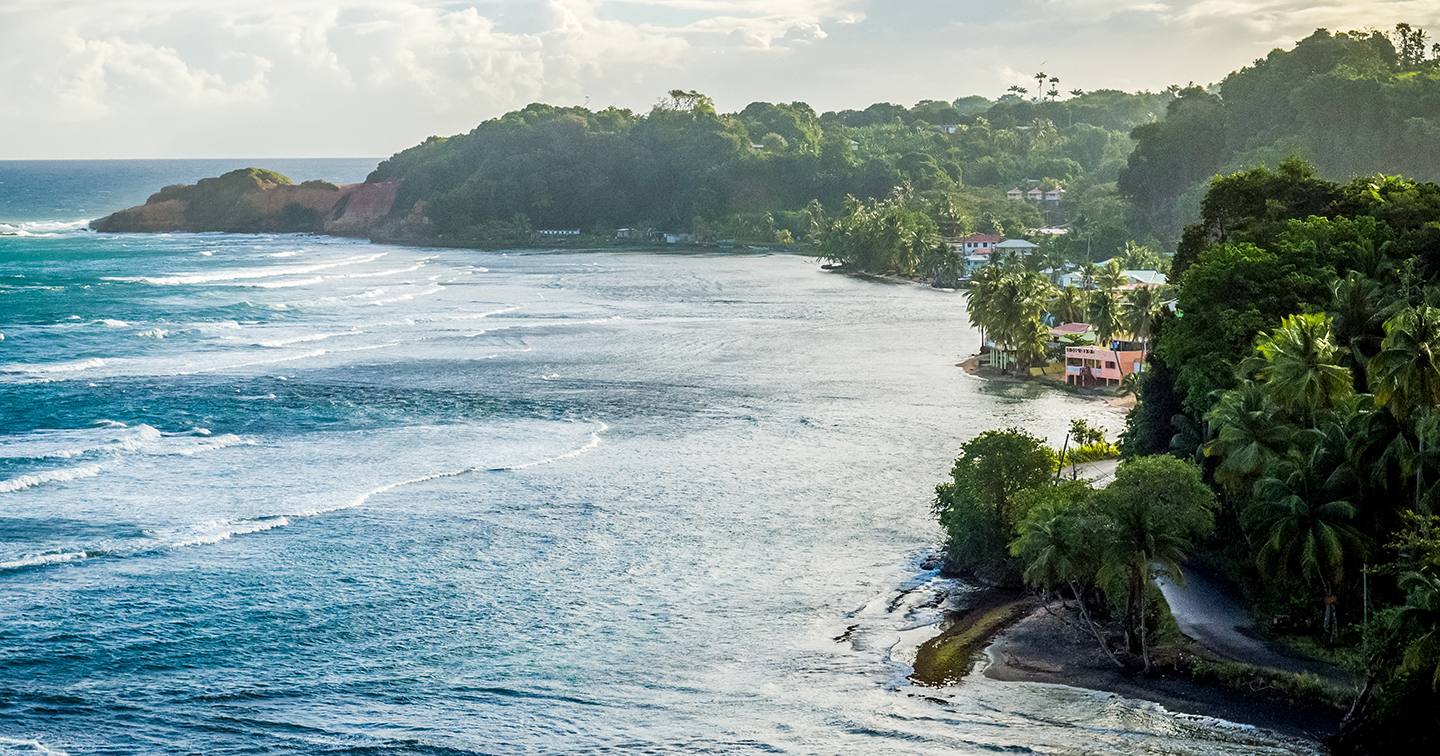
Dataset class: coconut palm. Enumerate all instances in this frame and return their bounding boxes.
[1097,457,1216,671]
[1397,570,1440,690]
[1051,286,1088,325]
[1369,306,1440,422]
[1097,259,1128,292]
[1329,272,1385,393]
[1247,453,1369,640]
[1204,381,1295,494]
[1247,313,1355,422]
[1088,289,1122,347]
[1010,500,1124,668]
[1369,305,1440,509]
[1123,286,1162,355]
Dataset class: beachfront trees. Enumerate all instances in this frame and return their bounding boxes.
[1009,481,1126,668]
[967,269,1053,373]
[1095,456,1216,672]
[934,429,1058,581]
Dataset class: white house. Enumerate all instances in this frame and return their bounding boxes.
[957,233,1004,255]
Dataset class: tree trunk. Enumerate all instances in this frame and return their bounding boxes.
[1071,580,1124,668]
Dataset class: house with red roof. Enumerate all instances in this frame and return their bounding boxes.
[957,233,1004,255]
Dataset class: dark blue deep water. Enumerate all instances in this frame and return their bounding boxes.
[0,163,1316,755]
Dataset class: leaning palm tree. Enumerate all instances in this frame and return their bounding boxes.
[1247,454,1369,640]
[1247,313,1355,422]
[1010,501,1124,668]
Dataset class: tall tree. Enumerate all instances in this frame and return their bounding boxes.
[1096,456,1217,671]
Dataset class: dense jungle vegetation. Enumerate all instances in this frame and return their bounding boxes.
[365,24,1440,282]
[932,158,1440,752]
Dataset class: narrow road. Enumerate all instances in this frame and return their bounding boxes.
[1157,567,1352,684]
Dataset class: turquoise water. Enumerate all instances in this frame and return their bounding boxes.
[0,164,1316,755]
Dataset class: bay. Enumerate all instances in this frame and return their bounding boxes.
[0,163,1313,756]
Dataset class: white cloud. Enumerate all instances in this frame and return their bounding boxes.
[0,0,1435,157]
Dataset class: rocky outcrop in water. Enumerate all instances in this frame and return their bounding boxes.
[90,168,400,237]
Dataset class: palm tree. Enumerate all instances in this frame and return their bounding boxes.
[1051,286,1087,324]
[1247,454,1369,640]
[1369,306,1440,422]
[1010,501,1124,667]
[967,264,1006,346]
[1330,272,1385,393]
[1088,289,1122,347]
[1013,316,1051,371]
[1034,72,1047,101]
[1248,313,1355,422]
[1097,457,1216,671]
[1122,286,1162,355]
[1097,259,1128,292]
[1204,381,1295,494]
[1368,305,1440,509]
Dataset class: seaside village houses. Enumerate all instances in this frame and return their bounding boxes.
[960,231,1165,385]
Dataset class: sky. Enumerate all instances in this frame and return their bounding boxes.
[1,0,1437,159]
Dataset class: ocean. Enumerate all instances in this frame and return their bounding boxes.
[0,160,1315,755]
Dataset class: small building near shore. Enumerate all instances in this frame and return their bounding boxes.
[1065,345,1145,387]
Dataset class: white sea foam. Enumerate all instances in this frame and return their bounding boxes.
[266,251,302,258]
[0,357,105,374]
[96,319,128,328]
[136,329,168,339]
[0,550,94,571]
[496,422,607,471]
[102,252,387,285]
[254,331,355,348]
[0,464,102,493]
[0,219,91,237]
[156,433,253,456]
[0,736,72,755]
[169,517,290,548]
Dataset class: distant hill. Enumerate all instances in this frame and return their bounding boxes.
[1120,27,1440,244]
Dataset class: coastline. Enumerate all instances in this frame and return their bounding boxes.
[958,353,1137,415]
[911,594,1345,744]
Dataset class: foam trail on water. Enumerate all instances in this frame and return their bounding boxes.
[495,422,608,471]
[0,464,102,493]
[102,252,387,285]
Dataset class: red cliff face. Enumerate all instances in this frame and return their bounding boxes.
[325,182,398,236]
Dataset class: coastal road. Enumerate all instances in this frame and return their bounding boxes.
[1157,568,1352,684]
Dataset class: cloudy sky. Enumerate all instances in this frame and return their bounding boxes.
[1,1,1436,159]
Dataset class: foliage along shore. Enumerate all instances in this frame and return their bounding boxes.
[95,24,1440,272]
